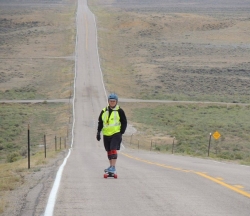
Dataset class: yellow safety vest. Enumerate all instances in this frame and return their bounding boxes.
[102,105,121,136]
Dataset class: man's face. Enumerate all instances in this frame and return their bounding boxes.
[108,99,117,108]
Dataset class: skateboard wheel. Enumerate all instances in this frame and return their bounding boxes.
[114,174,118,179]
[104,174,108,178]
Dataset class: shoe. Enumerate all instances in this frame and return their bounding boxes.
[104,166,111,173]
[109,166,116,173]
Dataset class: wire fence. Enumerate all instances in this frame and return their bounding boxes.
[25,124,71,169]
[123,133,250,162]
[123,134,175,153]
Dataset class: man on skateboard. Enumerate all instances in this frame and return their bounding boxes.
[96,93,127,175]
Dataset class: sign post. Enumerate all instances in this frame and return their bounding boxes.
[208,131,221,157]
[28,124,30,169]
[208,133,212,157]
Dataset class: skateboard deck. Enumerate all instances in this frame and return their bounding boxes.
[104,172,118,179]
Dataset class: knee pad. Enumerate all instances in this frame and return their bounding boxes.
[107,150,117,159]
[107,152,112,160]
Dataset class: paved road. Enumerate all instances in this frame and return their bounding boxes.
[43,0,250,215]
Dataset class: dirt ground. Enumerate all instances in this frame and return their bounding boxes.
[90,0,250,103]
[0,0,76,100]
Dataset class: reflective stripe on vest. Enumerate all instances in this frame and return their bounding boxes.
[102,105,121,136]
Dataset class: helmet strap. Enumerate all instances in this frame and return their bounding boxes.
[109,102,117,109]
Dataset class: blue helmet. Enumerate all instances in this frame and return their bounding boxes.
[108,93,118,101]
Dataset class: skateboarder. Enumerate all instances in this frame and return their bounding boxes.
[96,93,127,174]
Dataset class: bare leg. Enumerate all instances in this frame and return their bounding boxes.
[111,159,117,167]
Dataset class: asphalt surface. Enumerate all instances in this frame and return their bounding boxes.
[42,0,250,215]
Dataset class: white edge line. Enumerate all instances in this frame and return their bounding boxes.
[44,1,78,215]
[89,7,107,99]
[43,149,72,215]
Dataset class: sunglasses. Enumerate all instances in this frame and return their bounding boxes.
[109,100,116,102]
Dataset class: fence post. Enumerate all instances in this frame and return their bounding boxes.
[64,137,66,149]
[55,136,57,151]
[44,134,46,158]
[70,82,71,98]
[28,124,30,169]
[60,137,61,149]
[150,140,152,151]
[172,137,175,154]
[130,134,133,145]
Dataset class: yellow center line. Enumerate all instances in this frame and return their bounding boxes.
[196,172,250,198]
[235,185,244,189]
[216,177,224,181]
[121,152,250,199]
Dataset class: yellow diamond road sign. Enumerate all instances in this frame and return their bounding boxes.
[213,131,221,140]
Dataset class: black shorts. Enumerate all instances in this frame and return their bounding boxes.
[103,132,122,151]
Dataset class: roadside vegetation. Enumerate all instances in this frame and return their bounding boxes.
[0,103,71,163]
[0,0,76,154]
[0,0,76,213]
[0,102,72,213]
[0,1,76,100]
[121,102,250,164]
[0,149,63,214]
[89,0,250,165]
[89,0,250,103]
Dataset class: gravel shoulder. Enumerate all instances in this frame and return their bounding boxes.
[1,150,67,216]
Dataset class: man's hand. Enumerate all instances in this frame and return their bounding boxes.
[96,132,101,141]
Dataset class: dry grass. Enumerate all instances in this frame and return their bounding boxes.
[0,149,63,213]
[89,0,250,103]
[120,101,250,162]
[0,0,76,99]
[0,0,76,213]
[0,102,72,163]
